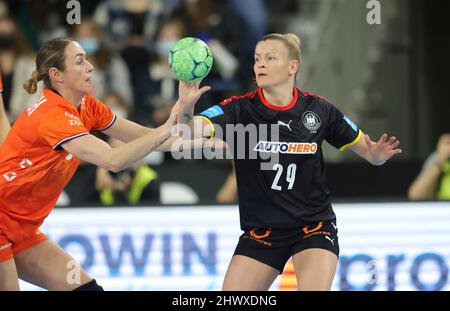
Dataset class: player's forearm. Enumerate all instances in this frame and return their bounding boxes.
[108,124,172,172]
[176,99,195,125]
[157,116,212,151]
[408,164,442,200]
[363,149,386,166]
[351,138,385,166]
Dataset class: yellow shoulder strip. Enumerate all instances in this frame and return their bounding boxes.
[193,115,215,139]
[339,129,363,151]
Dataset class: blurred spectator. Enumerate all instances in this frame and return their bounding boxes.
[71,18,132,106]
[60,161,99,206]
[19,0,69,47]
[96,92,161,205]
[172,0,248,97]
[94,0,167,51]
[228,0,267,86]
[408,133,450,200]
[0,15,41,121]
[148,17,184,126]
[78,0,104,16]
[0,1,8,18]
[94,0,169,124]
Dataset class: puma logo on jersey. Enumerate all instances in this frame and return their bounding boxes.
[325,236,335,245]
[277,120,293,131]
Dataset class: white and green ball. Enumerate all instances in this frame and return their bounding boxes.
[168,37,213,82]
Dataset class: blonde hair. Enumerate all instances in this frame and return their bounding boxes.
[23,37,73,94]
[259,33,302,63]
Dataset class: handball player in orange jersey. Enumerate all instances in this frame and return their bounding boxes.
[0,37,209,291]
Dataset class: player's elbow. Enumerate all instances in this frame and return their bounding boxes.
[105,160,125,173]
[107,164,122,174]
[102,154,125,173]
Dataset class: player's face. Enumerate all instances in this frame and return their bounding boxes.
[254,40,293,88]
[61,41,95,94]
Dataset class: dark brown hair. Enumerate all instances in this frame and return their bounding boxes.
[23,37,73,94]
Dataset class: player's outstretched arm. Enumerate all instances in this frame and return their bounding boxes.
[102,80,211,148]
[155,80,213,151]
[349,132,402,166]
[62,112,176,172]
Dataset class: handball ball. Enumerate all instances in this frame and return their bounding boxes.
[168,37,213,82]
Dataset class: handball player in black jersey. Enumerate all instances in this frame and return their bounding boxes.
[173,33,401,290]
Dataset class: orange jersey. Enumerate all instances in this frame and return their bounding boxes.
[0,88,115,242]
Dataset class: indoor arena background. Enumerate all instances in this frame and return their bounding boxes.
[0,0,449,291]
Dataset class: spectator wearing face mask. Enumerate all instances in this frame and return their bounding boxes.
[172,0,248,96]
[147,17,185,126]
[0,16,40,121]
[71,18,133,109]
[94,0,169,125]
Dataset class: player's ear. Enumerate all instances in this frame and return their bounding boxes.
[289,59,300,76]
[49,67,64,84]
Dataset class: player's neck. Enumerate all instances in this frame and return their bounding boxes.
[261,84,294,107]
[55,87,85,107]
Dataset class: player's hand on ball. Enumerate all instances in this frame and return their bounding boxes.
[178,80,211,107]
[364,133,402,165]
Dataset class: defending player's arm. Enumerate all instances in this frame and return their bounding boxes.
[324,101,401,165]
[41,97,176,173]
[103,81,212,150]
[62,118,174,173]
[349,132,402,166]
[157,83,238,151]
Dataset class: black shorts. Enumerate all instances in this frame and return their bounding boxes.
[233,219,339,273]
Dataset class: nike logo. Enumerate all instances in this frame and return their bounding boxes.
[331,222,337,230]
[277,120,293,131]
[325,236,334,245]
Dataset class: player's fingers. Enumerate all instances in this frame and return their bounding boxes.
[364,134,373,145]
[198,85,211,95]
[388,136,396,144]
[193,81,202,89]
[377,133,388,144]
[387,140,400,150]
[390,148,402,155]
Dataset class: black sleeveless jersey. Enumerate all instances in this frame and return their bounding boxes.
[197,87,362,230]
